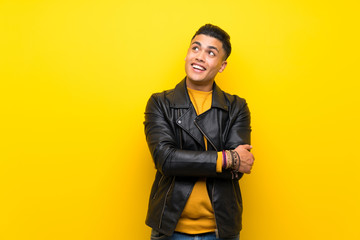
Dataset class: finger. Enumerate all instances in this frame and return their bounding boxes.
[239,144,251,148]
[244,145,252,150]
[238,144,252,150]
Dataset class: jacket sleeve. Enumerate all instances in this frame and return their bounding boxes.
[144,93,219,177]
[222,97,252,180]
[225,97,251,150]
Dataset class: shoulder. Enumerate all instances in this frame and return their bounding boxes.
[220,90,251,125]
[145,87,176,115]
[149,88,175,101]
[147,79,188,108]
[147,88,175,106]
[221,90,249,113]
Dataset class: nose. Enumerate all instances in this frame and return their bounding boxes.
[195,50,205,62]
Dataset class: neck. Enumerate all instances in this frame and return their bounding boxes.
[186,77,214,92]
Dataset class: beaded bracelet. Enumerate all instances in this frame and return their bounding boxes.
[222,150,227,169]
[222,150,240,171]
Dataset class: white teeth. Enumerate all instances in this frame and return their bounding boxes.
[192,64,205,70]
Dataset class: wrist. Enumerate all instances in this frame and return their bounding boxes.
[222,150,240,170]
[222,150,241,179]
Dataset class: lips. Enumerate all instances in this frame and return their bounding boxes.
[191,63,206,71]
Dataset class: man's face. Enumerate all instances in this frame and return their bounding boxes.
[185,34,227,90]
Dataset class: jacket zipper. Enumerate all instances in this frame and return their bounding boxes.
[158,176,175,229]
[152,175,164,199]
[211,182,220,238]
[194,119,219,236]
[194,120,218,151]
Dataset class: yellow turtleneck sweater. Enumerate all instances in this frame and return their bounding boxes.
[175,88,223,234]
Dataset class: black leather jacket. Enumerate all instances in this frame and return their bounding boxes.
[144,79,251,238]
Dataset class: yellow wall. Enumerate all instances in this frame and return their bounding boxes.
[1,0,359,239]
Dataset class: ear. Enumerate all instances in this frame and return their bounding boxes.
[218,61,227,73]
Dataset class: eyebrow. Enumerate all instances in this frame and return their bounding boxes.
[192,41,220,53]
[208,46,219,53]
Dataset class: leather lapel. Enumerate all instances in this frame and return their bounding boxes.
[170,78,229,150]
[194,109,228,151]
[176,106,205,150]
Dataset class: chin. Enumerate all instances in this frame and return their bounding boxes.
[187,76,205,83]
[186,72,204,81]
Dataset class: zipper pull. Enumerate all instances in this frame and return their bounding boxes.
[215,229,219,238]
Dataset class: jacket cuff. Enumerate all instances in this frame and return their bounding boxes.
[216,152,223,173]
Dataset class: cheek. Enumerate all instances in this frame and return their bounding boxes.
[185,54,192,63]
[187,52,195,59]
[208,62,220,71]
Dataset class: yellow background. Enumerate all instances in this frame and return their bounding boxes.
[1,0,359,239]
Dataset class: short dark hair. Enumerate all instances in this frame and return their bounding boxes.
[191,24,232,60]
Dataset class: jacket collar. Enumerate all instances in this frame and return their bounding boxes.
[170,77,229,111]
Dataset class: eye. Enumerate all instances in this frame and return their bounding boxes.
[192,46,199,51]
[209,51,215,57]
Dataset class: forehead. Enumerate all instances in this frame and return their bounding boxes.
[191,34,223,51]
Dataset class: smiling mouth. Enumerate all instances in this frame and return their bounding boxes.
[191,64,206,71]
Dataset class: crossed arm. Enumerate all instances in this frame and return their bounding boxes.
[144,94,254,178]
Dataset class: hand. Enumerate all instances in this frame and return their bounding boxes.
[234,144,255,174]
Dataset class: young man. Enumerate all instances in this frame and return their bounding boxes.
[144,24,255,240]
